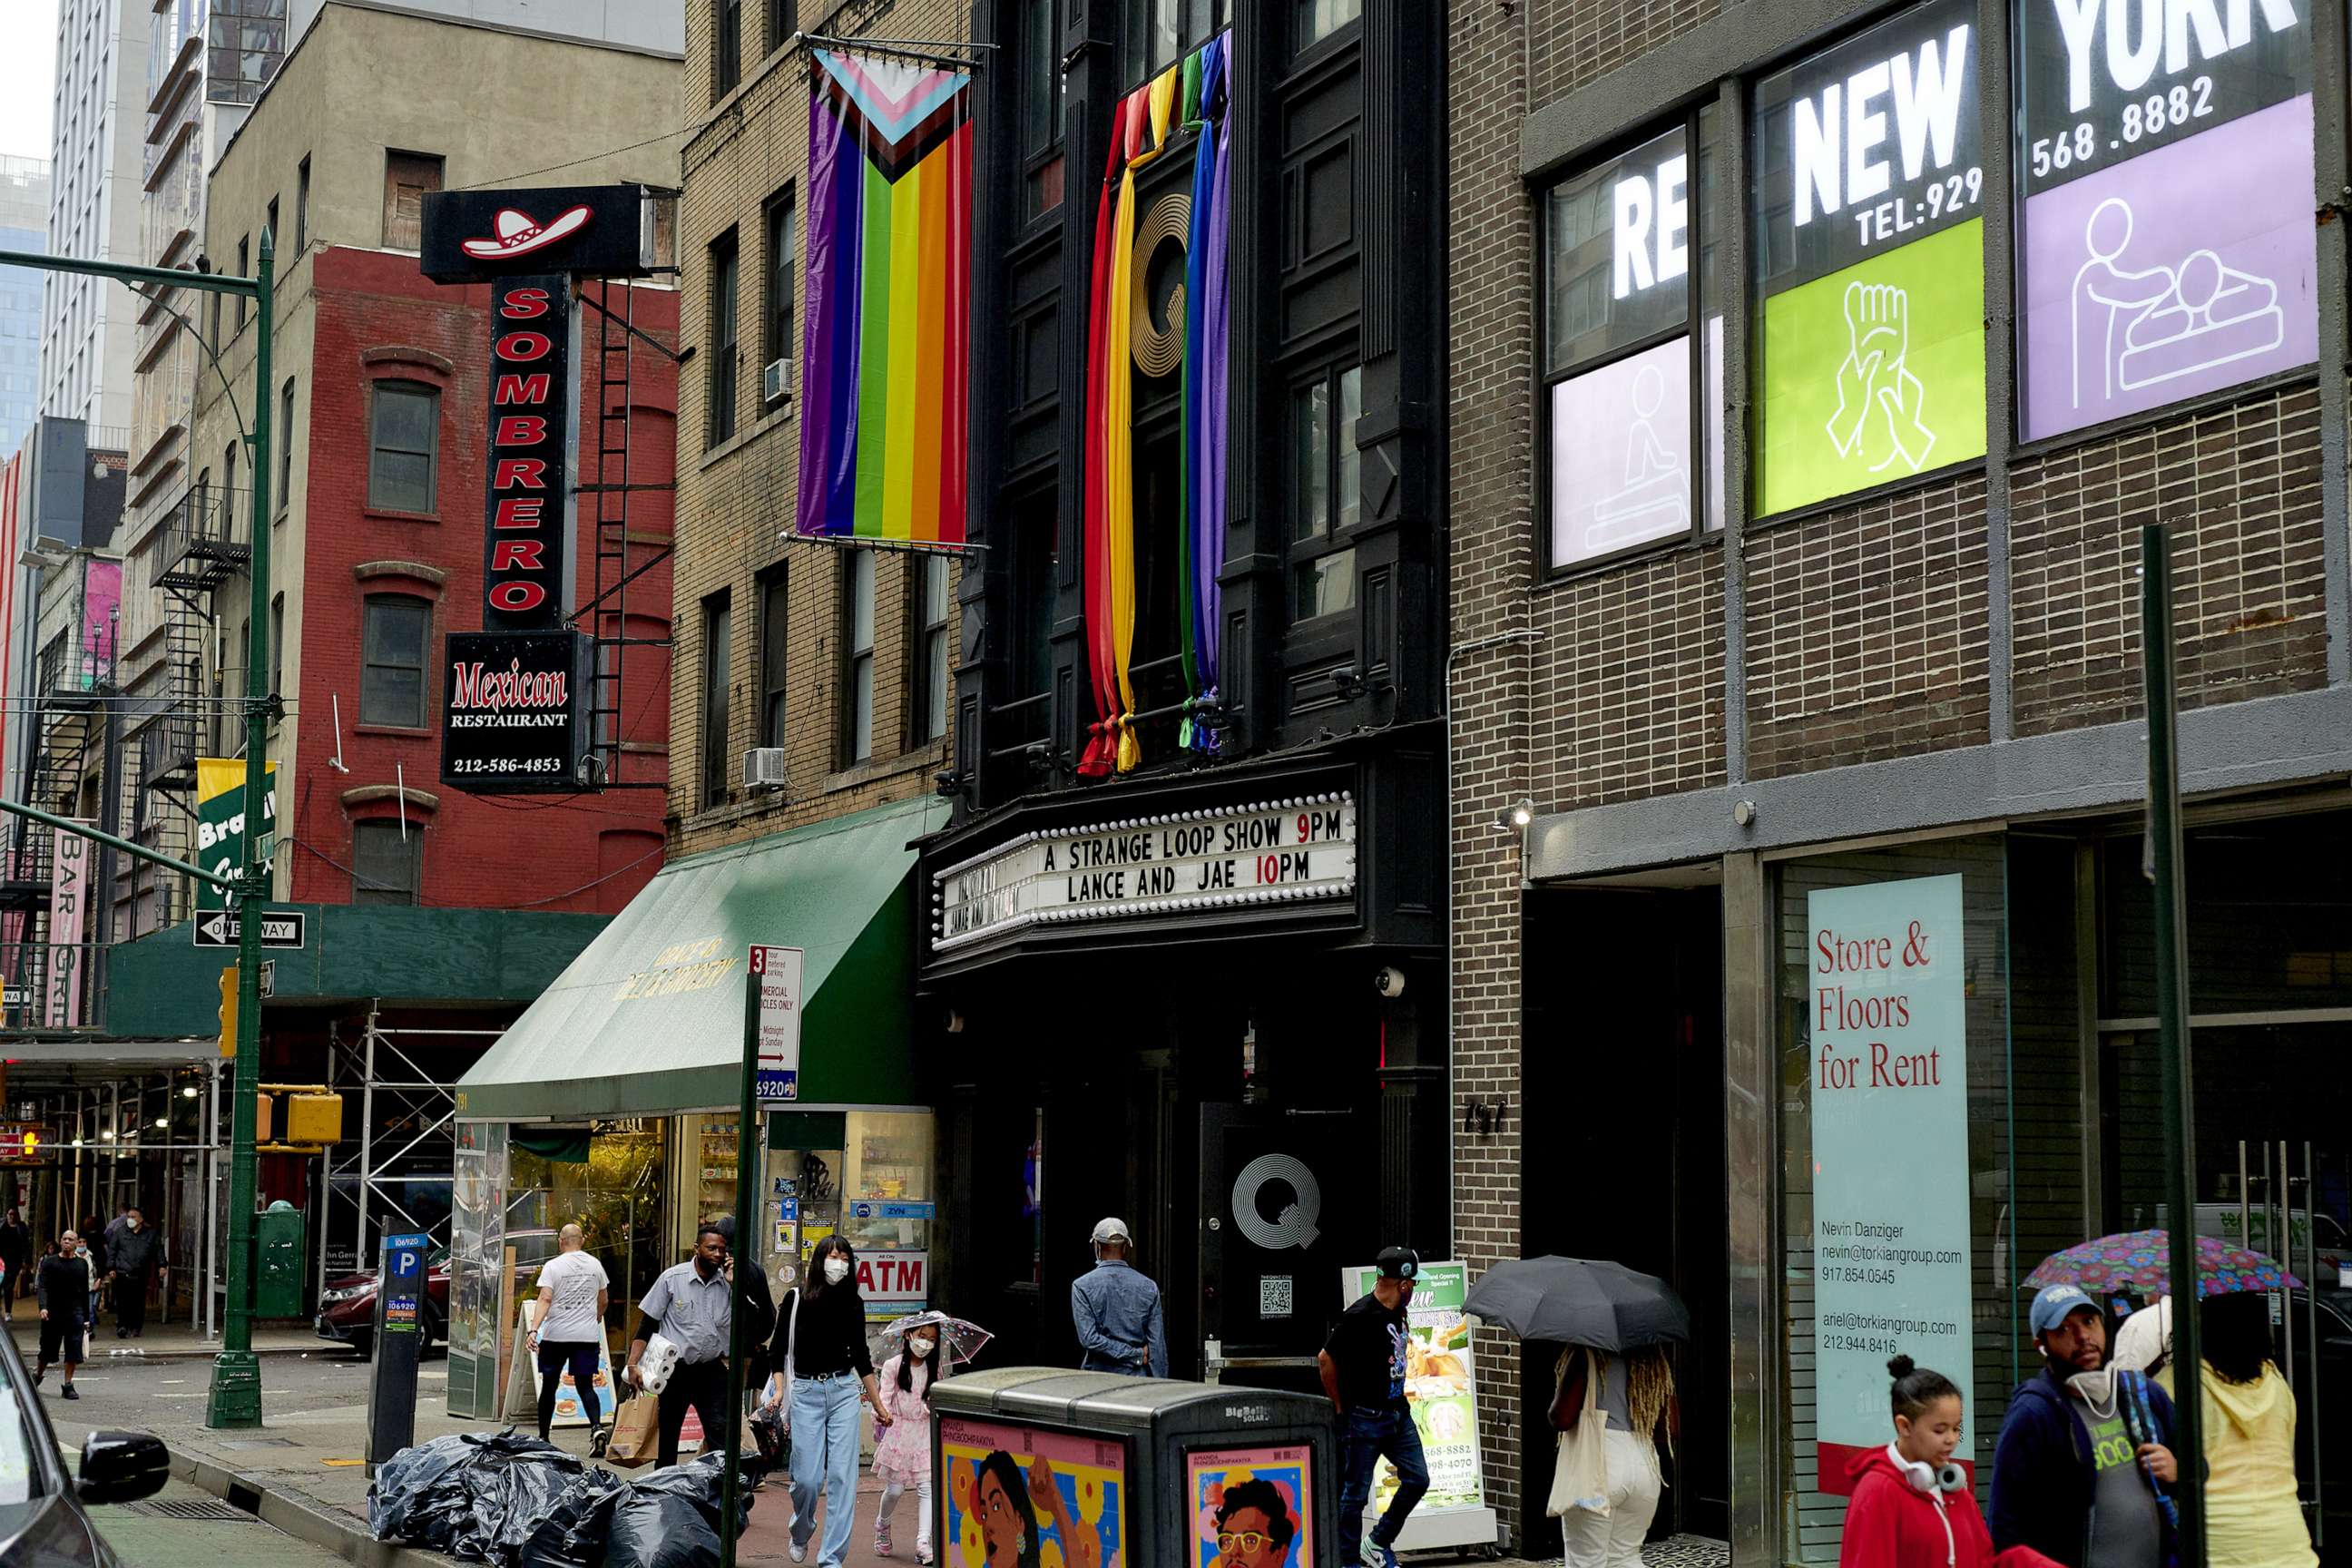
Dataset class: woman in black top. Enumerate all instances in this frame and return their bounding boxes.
[764,1236,889,1566]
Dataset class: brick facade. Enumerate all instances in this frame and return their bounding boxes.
[671,0,965,859]
[1446,0,2343,1548]
[2011,383,2328,737]
[288,246,675,913]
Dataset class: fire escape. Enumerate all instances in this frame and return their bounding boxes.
[573,279,676,789]
[134,480,250,915]
[1,626,109,1029]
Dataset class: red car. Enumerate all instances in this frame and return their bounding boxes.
[314,1250,449,1361]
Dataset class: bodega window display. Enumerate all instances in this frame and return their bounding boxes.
[1752,0,1986,516]
[2013,0,2315,441]
[1540,109,1723,572]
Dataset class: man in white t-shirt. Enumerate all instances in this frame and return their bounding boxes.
[527,1224,612,1449]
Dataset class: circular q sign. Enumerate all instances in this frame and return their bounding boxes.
[1231,1153,1323,1251]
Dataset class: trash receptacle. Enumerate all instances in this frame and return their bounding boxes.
[931,1368,1336,1568]
[253,1199,306,1317]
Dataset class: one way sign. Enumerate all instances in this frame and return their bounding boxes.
[191,908,308,949]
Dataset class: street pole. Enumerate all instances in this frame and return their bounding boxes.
[204,228,276,1428]
[2140,523,2202,1567]
[720,956,760,1568]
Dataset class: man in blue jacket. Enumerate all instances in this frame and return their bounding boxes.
[1990,1283,2181,1566]
[1072,1217,1167,1376]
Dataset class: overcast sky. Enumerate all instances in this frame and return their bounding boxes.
[0,4,59,165]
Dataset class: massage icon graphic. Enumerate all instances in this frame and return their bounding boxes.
[1826,280,1937,475]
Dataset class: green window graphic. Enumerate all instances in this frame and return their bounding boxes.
[1752,0,1987,516]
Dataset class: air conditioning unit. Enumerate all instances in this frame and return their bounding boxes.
[763,358,795,406]
[743,748,789,791]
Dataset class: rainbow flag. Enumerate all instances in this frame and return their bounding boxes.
[797,49,972,545]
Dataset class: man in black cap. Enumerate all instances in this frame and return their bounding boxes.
[1320,1246,1429,1568]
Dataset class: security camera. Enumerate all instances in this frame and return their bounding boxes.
[1374,965,1406,999]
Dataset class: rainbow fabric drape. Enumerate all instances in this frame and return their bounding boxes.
[1078,33,1234,778]
[797,49,973,545]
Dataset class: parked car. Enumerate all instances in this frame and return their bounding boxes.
[315,1249,449,1361]
[315,1229,560,1361]
[0,1300,171,1563]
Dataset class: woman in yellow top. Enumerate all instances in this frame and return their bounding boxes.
[2112,1292,2317,1568]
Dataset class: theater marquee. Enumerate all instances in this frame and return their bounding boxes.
[931,793,1358,952]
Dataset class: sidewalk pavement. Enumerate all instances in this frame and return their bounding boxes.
[59,1320,326,1358]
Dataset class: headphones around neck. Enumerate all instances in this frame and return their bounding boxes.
[1896,1454,1969,1495]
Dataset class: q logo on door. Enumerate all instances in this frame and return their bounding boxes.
[1231,1153,1323,1251]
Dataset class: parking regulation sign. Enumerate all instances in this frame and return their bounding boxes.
[749,945,804,1105]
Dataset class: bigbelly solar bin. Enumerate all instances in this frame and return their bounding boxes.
[929,1367,1338,1568]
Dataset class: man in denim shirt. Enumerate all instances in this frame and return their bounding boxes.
[1072,1217,1166,1377]
[1322,1247,1429,1568]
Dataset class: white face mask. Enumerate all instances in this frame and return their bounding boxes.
[2066,1369,2117,1408]
[909,1337,936,1359]
[823,1257,851,1285]
[126,1219,139,1230]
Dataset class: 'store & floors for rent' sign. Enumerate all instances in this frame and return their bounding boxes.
[1808,873,1973,1496]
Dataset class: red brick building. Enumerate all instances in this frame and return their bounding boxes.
[278,245,674,913]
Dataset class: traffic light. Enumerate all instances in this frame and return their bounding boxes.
[217,965,237,1058]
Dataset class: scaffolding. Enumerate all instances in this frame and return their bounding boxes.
[317,1005,489,1296]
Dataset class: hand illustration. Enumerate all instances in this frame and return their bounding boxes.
[1825,281,1935,473]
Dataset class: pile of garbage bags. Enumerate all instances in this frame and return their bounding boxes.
[368,1430,758,1568]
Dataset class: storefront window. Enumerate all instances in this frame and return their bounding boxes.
[2012,0,2313,442]
[1752,0,1985,515]
[448,1119,507,1417]
[1542,109,1723,570]
[508,1120,666,1339]
[1774,838,2087,1560]
[762,1110,936,1318]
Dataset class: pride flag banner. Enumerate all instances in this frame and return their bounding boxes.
[797,49,973,546]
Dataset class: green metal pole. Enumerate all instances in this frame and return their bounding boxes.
[207,227,274,1430]
[2141,523,2202,1566]
[720,954,760,1567]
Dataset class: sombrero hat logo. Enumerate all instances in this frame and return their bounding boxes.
[460,203,593,260]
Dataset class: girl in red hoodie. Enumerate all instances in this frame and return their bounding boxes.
[1840,1357,1998,1568]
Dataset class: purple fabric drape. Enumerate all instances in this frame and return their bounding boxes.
[1190,34,1231,748]
[797,78,864,538]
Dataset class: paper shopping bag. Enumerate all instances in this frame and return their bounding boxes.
[604,1391,660,1468]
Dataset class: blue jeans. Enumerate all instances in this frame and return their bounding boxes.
[789,1373,866,1567]
[1338,1406,1430,1564]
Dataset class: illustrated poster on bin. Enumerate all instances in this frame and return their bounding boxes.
[501,1298,616,1428]
[1807,873,1974,1495]
[1186,1446,1314,1568]
[942,1417,1127,1568]
[1338,1261,1484,1514]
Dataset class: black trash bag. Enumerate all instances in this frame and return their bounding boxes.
[450,1436,584,1563]
[377,1431,564,1552]
[369,1432,481,1543]
[603,1491,720,1568]
[628,1451,758,1534]
[509,1465,630,1568]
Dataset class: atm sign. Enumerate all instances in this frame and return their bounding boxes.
[856,1250,928,1311]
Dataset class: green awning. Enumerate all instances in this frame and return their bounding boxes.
[456,795,947,1121]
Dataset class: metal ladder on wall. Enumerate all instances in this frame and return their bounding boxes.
[586,279,634,782]
[573,278,677,790]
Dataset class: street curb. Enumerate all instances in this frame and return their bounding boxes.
[171,1448,447,1568]
[91,1343,325,1363]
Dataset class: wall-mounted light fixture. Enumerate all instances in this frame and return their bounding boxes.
[1490,798,1534,834]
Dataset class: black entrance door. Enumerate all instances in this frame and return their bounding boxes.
[1199,1102,1374,1392]
[1521,887,1730,1548]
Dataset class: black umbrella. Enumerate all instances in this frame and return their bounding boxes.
[1462,1256,1690,1350]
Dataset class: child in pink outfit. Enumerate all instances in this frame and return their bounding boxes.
[873,1327,941,1563]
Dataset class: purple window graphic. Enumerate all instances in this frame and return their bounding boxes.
[1550,338,1692,568]
[2018,98,2316,443]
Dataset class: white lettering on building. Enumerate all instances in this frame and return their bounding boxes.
[1793,25,1972,226]
[2052,0,2298,113]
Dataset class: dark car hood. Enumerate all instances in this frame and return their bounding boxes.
[0,1493,113,1567]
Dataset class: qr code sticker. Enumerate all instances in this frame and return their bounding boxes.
[1259,1275,1295,1319]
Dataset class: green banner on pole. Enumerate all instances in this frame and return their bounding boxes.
[195,758,277,910]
